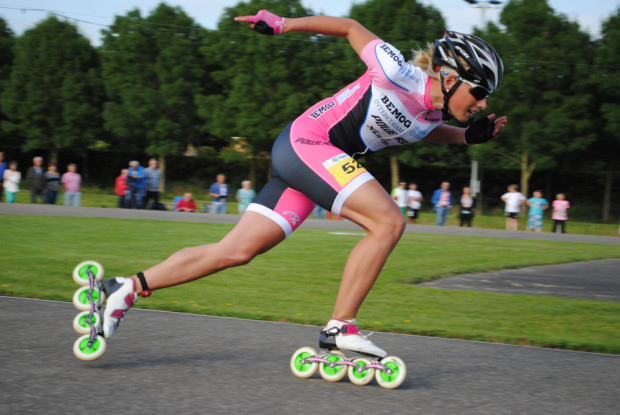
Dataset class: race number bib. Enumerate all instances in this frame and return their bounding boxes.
[323,154,367,187]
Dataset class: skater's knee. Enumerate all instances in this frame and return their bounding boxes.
[371,211,406,243]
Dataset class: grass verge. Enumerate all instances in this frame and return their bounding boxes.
[1,215,619,353]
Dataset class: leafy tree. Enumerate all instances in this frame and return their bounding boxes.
[0,18,15,148]
[1,16,103,163]
[100,3,212,187]
[196,0,352,184]
[482,0,596,197]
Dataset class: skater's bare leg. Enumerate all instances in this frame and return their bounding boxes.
[331,180,406,320]
[132,211,285,292]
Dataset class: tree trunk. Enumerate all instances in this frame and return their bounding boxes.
[520,149,535,197]
[159,155,166,193]
[602,164,612,223]
[390,149,399,191]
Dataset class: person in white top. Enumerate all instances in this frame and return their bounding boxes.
[501,184,526,231]
[392,181,409,217]
[407,183,423,224]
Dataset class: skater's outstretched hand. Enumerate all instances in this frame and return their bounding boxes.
[234,10,285,35]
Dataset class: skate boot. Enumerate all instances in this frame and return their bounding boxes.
[289,318,407,389]
[101,277,138,339]
[319,319,387,357]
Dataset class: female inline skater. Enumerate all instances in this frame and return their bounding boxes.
[100,10,506,357]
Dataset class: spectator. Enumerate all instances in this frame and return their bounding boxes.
[525,190,548,232]
[127,161,146,209]
[431,181,453,226]
[459,186,476,227]
[209,173,229,214]
[62,163,82,207]
[391,181,408,217]
[551,193,570,233]
[0,152,6,202]
[236,180,256,214]
[176,192,197,212]
[407,182,423,224]
[501,184,526,231]
[26,156,46,203]
[312,204,327,219]
[144,158,162,210]
[115,169,129,208]
[3,160,20,203]
[44,163,61,205]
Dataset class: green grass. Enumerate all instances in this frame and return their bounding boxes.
[1,214,619,354]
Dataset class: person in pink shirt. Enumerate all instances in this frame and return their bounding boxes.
[551,193,570,233]
[61,163,82,207]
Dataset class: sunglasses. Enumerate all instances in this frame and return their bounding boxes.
[460,78,490,101]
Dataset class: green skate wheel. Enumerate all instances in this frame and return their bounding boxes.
[73,261,104,286]
[290,347,319,379]
[73,334,106,361]
[348,357,375,386]
[72,285,106,311]
[318,352,348,382]
[73,310,101,335]
[375,356,407,390]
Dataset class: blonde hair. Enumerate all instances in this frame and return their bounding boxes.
[411,42,470,80]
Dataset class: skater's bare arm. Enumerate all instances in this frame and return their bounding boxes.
[234,13,378,56]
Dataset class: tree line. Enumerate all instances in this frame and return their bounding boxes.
[0,0,618,221]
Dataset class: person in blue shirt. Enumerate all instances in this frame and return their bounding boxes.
[431,181,453,226]
[0,152,7,202]
[526,190,549,232]
[127,161,146,209]
[209,173,229,214]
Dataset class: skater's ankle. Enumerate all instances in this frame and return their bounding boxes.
[132,272,152,297]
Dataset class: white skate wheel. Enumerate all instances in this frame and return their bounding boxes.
[348,357,375,386]
[72,310,101,335]
[73,334,106,361]
[73,261,104,286]
[290,347,319,379]
[72,286,106,311]
[318,351,348,382]
[375,356,407,390]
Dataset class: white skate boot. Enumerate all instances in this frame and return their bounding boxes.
[319,319,387,358]
[101,277,138,339]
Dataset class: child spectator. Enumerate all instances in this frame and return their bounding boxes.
[115,169,129,208]
[501,184,526,231]
[551,193,570,233]
[407,182,423,224]
[3,161,21,203]
[236,180,256,214]
[525,190,548,232]
[61,163,82,207]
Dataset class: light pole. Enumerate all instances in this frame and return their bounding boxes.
[463,1,503,201]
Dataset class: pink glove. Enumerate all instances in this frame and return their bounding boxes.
[247,9,285,35]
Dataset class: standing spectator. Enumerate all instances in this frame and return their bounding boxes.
[175,192,197,212]
[525,190,548,232]
[209,173,229,214]
[3,160,20,203]
[391,181,408,217]
[312,204,327,219]
[115,169,129,208]
[236,180,256,214]
[407,182,423,224]
[551,193,570,233]
[459,186,476,227]
[0,152,7,202]
[501,184,526,231]
[144,158,162,210]
[431,181,453,226]
[61,163,82,207]
[127,161,146,209]
[44,163,61,205]
[26,156,46,203]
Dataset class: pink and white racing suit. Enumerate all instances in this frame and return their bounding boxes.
[247,39,444,236]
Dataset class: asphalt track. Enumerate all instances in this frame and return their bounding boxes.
[1,204,620,414]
